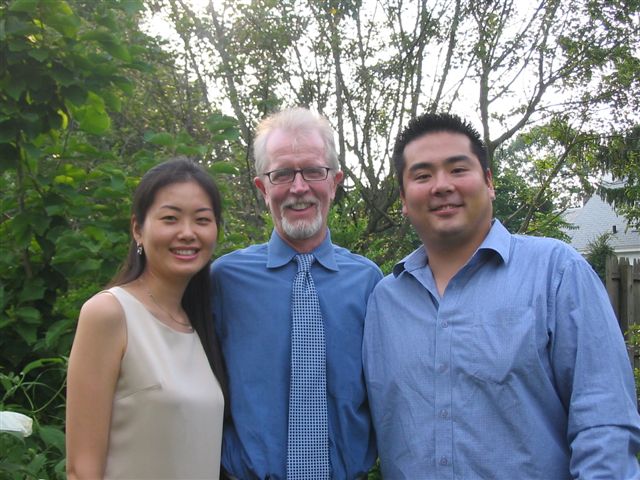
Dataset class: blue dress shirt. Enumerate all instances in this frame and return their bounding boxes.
[363,220,640,479]
[212,229,382,480]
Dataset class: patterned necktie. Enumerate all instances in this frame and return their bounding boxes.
[286,253,330,480]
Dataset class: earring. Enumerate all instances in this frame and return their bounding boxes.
[137,243,143,256]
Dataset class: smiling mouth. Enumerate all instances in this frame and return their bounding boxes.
[288,202,315,211]
[430,204,462,212]
[171,248,199,255]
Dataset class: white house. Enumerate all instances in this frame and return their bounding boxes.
[564,192,640,262]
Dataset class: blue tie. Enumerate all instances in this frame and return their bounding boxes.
[287,253,330,480]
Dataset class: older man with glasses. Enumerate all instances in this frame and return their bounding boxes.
[211,107,382,480]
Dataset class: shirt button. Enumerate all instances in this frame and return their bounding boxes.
[441,321,448,328]
[439,456,448,466]
[439,409,448,418]
[438,363,448,372]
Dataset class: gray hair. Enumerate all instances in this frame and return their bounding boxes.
[252,107,339,174]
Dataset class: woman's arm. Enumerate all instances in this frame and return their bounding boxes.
[66,291,127,480]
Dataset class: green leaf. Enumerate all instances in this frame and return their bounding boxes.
[121,0,144,15]
[8,0,39,13]
[62,85,88,106]
[4,15,39,36]
[46,12,80,39]
[0,144,19,171]
[0,430,26,442]
[212,127,241,142]
[0,122,17,143]
[46,0,74,15]
[44,319,75,349]
[96,12,118,31]
[57,109,69,129]
[5,78,24,101]
[81,30,131,62]
[15,306,41,324]
[54,457,66,475]
[50,65,75,86]
[210,162,238,175]
[80,30,116,44]
[75,103,111,135]
[8,39,29,52]
[21,357,66,376]
[26,452,47,472]
[11,212,33,247]
[75,258,102,275]
[15,323,37,345]
[38,425,66,453]
[102,90,122,112]
[205,114,238,132]
[27,49,49,62]
[54,175,75,185]
[18,278,45,303]
[104,42,131,63]
[111,76,134,95]
[145,132,175,147]
[175,144,202,156]
[44,203,65,216]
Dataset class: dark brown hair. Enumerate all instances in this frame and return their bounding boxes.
[393,112,488,192]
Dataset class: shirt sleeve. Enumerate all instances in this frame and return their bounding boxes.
[550,256,640,478]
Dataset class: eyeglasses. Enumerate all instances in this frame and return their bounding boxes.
[263,167,333,185]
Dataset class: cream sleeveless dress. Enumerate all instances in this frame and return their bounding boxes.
[103,287,223,479]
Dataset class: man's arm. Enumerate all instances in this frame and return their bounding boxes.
[550,256,640,477]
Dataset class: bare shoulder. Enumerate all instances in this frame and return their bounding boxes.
[77,290,126,336]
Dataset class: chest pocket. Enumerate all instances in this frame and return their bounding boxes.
[454,306,537,384]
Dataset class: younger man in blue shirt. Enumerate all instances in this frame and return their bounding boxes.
[363,112,640,478]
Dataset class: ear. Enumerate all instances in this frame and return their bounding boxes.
[131,215,142,244]
[485,169,496,200]
[254,176,268,204]
[329,170,344,201]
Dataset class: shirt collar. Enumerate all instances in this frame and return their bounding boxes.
[266,229,339,271]
[392,219,511,277]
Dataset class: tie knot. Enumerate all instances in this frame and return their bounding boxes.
[295,253,314,273]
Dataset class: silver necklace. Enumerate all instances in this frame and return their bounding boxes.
[143,284,193,331]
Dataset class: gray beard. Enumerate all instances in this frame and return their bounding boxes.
[280,209,324,240]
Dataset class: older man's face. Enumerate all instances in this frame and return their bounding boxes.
[254,128,343,252]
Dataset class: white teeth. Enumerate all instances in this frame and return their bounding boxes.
[289,202,312,211]
[174,249,197,255]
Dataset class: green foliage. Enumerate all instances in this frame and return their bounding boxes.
[0,357,67,479]
[597,125,640,229]
[585,232,615,282]
[1,0,242,474]
[329,187,418,274]
[367,458,383,479]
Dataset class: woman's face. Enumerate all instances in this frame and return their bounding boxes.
[133,181,218,283]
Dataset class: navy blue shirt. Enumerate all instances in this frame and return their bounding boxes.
[363,220,640,479]
[212,230,382,480]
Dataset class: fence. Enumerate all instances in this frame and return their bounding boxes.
[606,256,640,335]
[605,256,640,372]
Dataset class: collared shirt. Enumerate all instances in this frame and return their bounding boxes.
[212,229,382,480]
[363,220,640,479]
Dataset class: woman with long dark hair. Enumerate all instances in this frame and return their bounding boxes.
[66,158,228,479]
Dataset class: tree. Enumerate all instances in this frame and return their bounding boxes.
[142,0,639,253]
[597,125,640,229]
[1,1,240,477]
[585,232,615,282]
